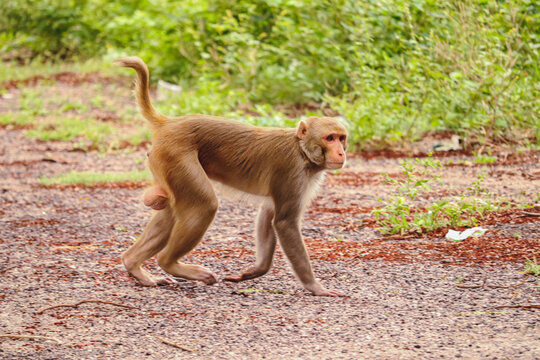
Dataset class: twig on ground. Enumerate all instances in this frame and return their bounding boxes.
[487,277,530,288]
[489,304,540,310]
[382,234,418,240]
[36,299,137,314]
[0,334,62,344]
[455,277,487,288]
[157,336,195,352]
[520,211,540,217]
[455,277,530,289]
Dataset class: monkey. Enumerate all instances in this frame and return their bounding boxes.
[116,56,348,296]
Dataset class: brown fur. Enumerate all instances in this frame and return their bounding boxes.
[117,56,348,296]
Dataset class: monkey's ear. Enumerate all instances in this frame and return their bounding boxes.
[296,120,309,140]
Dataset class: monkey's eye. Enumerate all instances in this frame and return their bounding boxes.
[339,135,346,142]
[326,135,335,142]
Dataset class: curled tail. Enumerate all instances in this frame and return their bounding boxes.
[114,56,168,129]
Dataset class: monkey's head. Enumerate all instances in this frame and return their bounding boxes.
[297,117,348,170]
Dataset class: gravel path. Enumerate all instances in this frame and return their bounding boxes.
[1,82,539,359]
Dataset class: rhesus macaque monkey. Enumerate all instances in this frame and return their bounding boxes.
[117,56,348,296]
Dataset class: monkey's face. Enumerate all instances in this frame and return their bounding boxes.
[321,132,347,169]
[297,117,348,169]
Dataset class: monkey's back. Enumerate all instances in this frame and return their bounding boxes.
[154,115,305,197]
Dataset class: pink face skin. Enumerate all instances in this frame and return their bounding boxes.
[322,133,347,169]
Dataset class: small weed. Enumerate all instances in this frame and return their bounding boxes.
[473,152,497,164]
[372,155,501,235]
[60,100,89,114]
[40,169,151,186]
[524,258,539,276]
[19,88,47,116]
[372,155,443,235]
[0,112,34,127]
[90,94,105,108]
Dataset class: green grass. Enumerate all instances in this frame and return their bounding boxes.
[18,88,47,116]
[1,0,539,148]
[524,258,540,276]
[0,58,123,83]
[474,153,498,164]
[40,169,151,186]
[0,112,34,127]
[26,116,114,149]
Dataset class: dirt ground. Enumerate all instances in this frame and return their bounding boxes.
[0,74,539,359]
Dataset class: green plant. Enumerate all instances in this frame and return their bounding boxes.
[372,156,502,235]
[524,258,539,276]
[474,152,498,164]
[1,0,538,147]
[19,88,47,116]
[0,112,34,127]
[372,156,443,235]
[60,100,89,114]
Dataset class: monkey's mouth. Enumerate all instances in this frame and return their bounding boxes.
[326,161,345,169]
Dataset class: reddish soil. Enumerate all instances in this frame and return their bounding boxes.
[0,73,538,359]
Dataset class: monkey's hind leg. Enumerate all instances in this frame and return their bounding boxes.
[122,206,174,286]
[156,160,219,285]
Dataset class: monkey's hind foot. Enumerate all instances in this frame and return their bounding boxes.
[122,256,172,287]
[159,263,218,285]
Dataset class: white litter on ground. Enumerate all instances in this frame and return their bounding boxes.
[445,227,488,241]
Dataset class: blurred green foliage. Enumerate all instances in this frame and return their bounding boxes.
[1,0,538,147]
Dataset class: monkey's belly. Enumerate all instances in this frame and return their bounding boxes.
[211,181,272,206]
[203,162,271,199]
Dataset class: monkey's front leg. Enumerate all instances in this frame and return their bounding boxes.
[224,205,277,282]
[273,217,345,297]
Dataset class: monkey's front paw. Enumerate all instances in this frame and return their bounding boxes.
[223,274,244,282]
[223,267,264,282]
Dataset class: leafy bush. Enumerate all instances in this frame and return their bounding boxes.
[1,0,538,146]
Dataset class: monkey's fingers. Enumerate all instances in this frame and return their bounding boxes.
[223,267,264,282]
[223,274,247,282]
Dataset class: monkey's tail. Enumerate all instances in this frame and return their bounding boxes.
[114,56,168,128]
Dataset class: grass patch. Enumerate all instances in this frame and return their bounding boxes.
[40,169,151,187]
[524,258,539,276]
[0,57,122,83]
[0,112,34,127]
[26,116,114,150]
[474,153,498,164]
